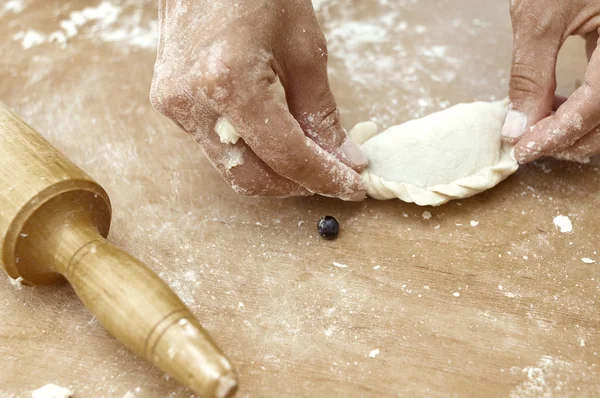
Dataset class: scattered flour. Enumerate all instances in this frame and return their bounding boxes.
[8,276,23,288]
[553,215,573,233]
[320,0,486,126]
[470,220,479,227]
[3,0,25,14]
[12,30,46,50]
[452,292,460,297]
[369,348,380,358]
[222,147,246,170]
[421,211,432,220]
[10,1,158,50]
[31,384,73,398]
[509,356,574,398]
[581,258,595,264]
[332,262,348,269]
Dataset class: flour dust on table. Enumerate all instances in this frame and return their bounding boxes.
[350,99,519,206]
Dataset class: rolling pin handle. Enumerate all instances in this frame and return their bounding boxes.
[62,233,238,398]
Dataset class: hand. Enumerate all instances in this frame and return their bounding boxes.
[501,0,600,164]
[149,0,367,200]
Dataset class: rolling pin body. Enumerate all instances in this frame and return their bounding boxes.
[0,103,237,398]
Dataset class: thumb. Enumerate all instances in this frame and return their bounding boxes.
[502,29,561,143]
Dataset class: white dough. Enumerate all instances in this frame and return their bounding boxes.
[348,121,378,145]
[215,116,241,145]
[355,99,518,206]
[31,384,73,398]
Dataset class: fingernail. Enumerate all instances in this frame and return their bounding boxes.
[341,140,368,168]
[502,110,528,140]
[348,190,367,202]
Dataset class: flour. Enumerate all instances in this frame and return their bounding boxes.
[332,262,348,269]
[8,276,23,288]
[553,215,573,233]
[581,258,595,264]
[3,0,25,14]
[509,356,575,398]
[12,30,46,50]
[322,4,464,124]
[368,348,380,358]
[31,384,73,398]
[222,147,246,170]
[10,1,158,50]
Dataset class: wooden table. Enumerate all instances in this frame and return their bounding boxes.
[1,1,598,397]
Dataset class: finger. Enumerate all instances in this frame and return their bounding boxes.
[515,39,600,163]
[194,115,311,198]
[276,24,368,172]
[553,125,600,163]
[223,85,366,201]
[502,22,561,143]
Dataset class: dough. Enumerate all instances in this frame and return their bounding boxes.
[351,99,518,206]
[215,116,241,145]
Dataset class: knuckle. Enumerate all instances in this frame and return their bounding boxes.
[509,62,555,100]
[530,20,556,40]
[197,41,257,104]
[149,76,189,116]
[297,105,338,132]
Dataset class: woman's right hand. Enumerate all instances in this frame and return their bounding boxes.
[502,0,600,164]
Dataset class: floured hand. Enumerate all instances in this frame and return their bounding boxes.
[502,0,600,164]
[149,0,367,200]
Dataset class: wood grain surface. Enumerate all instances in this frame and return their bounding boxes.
[1,1,598,397]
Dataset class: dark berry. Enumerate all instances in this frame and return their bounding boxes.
[318,216,340,240]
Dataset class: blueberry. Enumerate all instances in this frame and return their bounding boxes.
[318,216,339,240]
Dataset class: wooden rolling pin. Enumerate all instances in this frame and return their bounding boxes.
[0,102,237,398]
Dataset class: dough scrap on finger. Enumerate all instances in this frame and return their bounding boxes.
[354,99,518,206]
